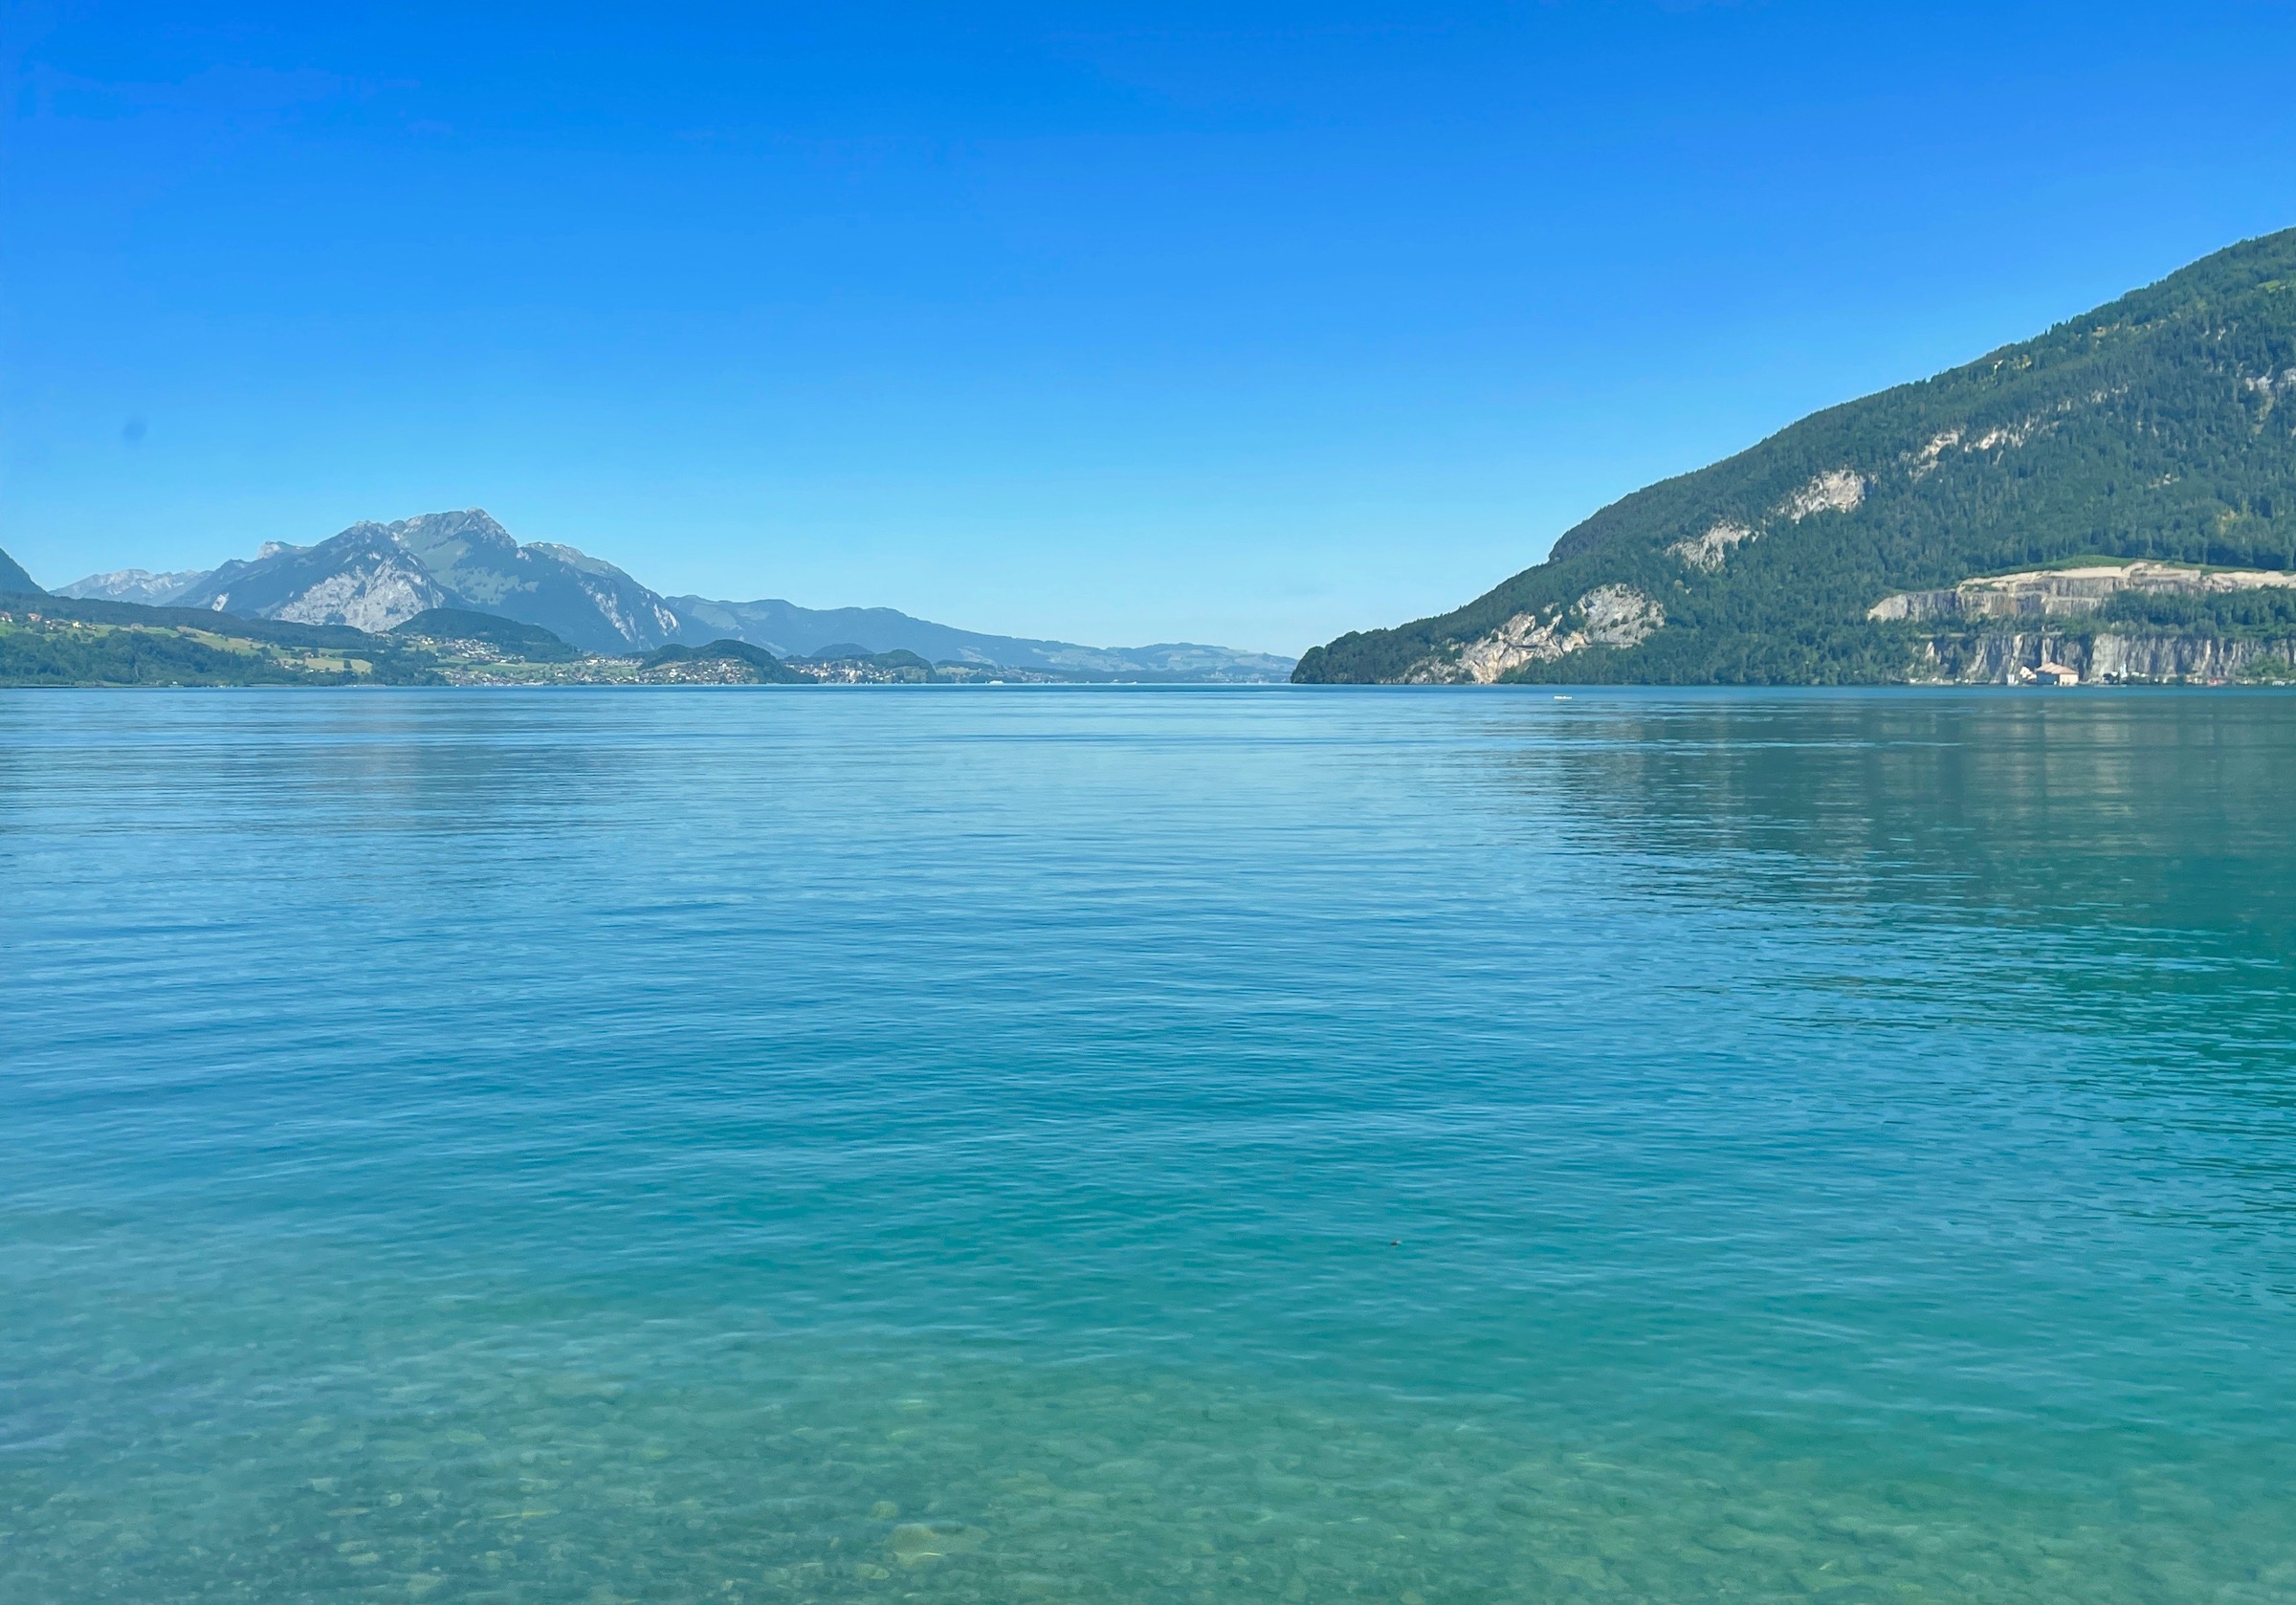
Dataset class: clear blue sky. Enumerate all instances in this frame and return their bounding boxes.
[7,1,2296,652]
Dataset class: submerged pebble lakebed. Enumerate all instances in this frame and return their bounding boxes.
[5,685,2296,1603]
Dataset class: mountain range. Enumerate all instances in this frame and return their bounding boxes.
[46,510,1293,681]
[30,230,2296,690]
[1296,228,2296,684]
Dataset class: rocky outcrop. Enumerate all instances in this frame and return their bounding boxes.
[1666,473,1865,574]
[1779,469,1866,521]
[1670,520,1755,571]
[1418,611,1574,684]
[1580,584,1665,646]
[1406,585,1666,684]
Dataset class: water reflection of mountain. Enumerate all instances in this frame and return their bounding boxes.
[1457,692,2296,1216]
[1472,690,2296,947]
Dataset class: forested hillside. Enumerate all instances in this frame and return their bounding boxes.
[0,594,446,687]
[0,546,41,595]
[1297,229,2296,684]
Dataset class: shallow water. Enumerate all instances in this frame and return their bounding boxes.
[5,686,2295,1603]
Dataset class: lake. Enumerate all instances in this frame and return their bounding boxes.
[5,686,2294,1603]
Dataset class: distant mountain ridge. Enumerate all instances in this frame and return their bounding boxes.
[152,511,685,652]
[1295,227,2296,685]
[663,594,1294,678]
[51,566,201,604]
[57,512,1293,678]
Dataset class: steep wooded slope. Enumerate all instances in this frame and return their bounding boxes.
[1297,229,2296,684]
[0,546,42,595]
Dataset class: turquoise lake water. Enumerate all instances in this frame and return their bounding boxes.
[5,686,2296,1603]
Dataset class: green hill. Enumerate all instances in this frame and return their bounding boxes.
[0,594,445,687]
[1295,229,2296,685]
[0,546,42,595]
[394,607,580,662]
[639,639,809,683]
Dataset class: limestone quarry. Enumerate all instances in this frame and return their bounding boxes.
[1869,561,2296,623]
[1874,562,2296,684]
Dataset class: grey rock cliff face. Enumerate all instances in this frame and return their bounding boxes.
[1880,561,2296,683]
[1917,630,2295,683]
[173,528,446,633]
